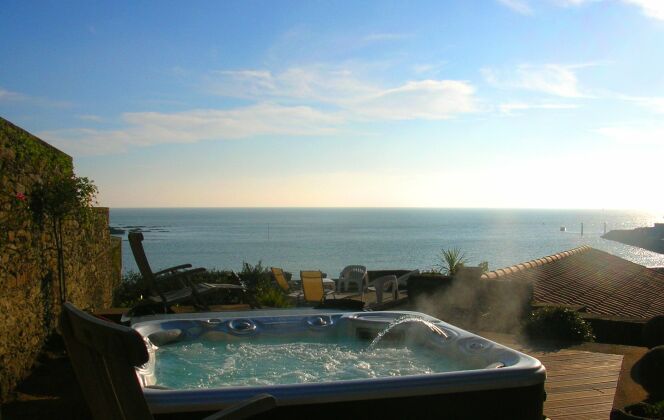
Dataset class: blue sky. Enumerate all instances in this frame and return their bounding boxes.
[1,0,663,209]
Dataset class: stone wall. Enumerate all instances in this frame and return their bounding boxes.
[0,117,121,401]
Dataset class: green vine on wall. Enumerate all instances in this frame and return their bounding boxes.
[28,175,98,303]
[1,118,72,175]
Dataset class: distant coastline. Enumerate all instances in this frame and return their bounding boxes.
[602,223,664,255]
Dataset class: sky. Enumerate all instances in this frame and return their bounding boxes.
[1,0,663,210]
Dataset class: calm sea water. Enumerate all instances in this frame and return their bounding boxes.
[110,208,664,276]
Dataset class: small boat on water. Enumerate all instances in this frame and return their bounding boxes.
[560,226,566,232]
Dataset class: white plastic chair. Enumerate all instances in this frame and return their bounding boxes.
[368,270,420,304]
[368,274,398,304]
[396,269,420,288]
[337,265,367,292]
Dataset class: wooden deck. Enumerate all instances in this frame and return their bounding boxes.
[537,350,623,419]
[479,333,625,420]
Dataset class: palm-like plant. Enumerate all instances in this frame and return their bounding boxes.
[437,247,468,276]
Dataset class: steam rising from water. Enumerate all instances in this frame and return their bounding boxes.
[413,277,532,335]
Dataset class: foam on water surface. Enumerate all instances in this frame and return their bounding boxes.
[153,337,474,389]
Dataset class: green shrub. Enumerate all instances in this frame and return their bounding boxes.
[112,263,292,309]
[112,271,148,307]
[624,400,664,418]
[239,261,291,308]
[239,260,271,292]
[112,269,245,307]
[524,307,595,342]
[478,261,489,273]
[256,286,291,308]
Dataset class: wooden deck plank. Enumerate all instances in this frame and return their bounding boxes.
[547,377,618,390]
[541,359,621,368]
[538,350,623,420]
[540,358,623,368]
[539,361,620,369]
[545,393,615,409]
[547,382,618,396]
[546,367,621,379]
[546,389,618,402]
[536,352,622,359]
[539,355,623,361]
[538,352,617,358]
[546,401,614,416]
[547,372,621,384]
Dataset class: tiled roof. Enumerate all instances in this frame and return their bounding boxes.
[481,246,664,320]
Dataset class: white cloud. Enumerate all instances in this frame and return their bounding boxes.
[596,125,664,145]
[76,114,104,122]
[39,104,344,156]
[210,66,378,104]
[210,66,477,120]
[623,0,664,21]
[483,64,589,98]
[497,0,533,14]
[499,101,579,115]
[412,64,435,74]
[558,0,664,20]
[554,0,596,6]
[0,86,71,108]
[363,33,412,42]
[45,74,477,156]
[620,96,664,114]
[499,0,664,21]
[0,87,26,101]
[356,80,476,120]
[210,70,278,99]
[42,64,478,156]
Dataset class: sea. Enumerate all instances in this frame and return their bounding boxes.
[110,208,664,277]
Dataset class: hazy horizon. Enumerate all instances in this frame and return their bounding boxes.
[108,206,661,212]
[2,1,663,211]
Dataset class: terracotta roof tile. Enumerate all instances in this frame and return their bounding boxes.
[481,246,664,320]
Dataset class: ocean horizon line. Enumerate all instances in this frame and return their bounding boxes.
[109,206,659,212]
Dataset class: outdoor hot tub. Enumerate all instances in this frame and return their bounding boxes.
[132,309,546,419]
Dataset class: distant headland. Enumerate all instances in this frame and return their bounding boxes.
[602,223,664,255]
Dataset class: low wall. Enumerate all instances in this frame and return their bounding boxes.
[579,313,647,347]
[0,117,121,401]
